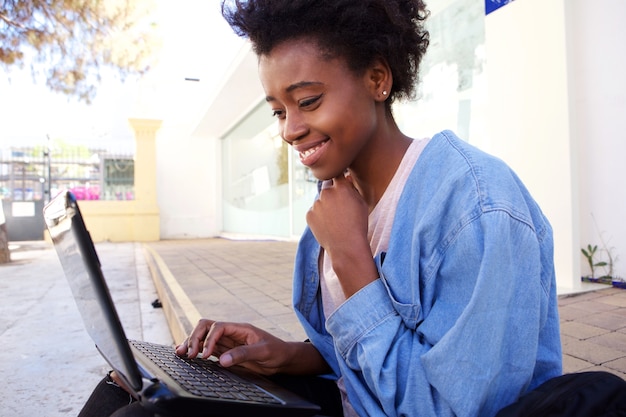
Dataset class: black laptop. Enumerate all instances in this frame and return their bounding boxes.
[43,190,321,417]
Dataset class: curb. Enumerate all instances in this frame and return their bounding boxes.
[143,243,201,344]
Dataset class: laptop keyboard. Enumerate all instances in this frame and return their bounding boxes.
[130,340,281,404]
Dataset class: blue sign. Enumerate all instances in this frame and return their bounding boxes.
[485,0,515,15]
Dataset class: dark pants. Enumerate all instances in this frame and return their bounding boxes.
[78,372,343,417]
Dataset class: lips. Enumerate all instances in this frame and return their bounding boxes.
[296,139,329,166]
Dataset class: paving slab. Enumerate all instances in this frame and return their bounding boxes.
[7,237,625,416]
[145,238,626,381]
[144,239,306,344]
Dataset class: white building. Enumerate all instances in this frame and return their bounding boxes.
[144,0,626,293]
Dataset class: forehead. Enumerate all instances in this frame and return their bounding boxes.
[258,39,353,92]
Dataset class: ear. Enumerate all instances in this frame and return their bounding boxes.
[366,57,393,102]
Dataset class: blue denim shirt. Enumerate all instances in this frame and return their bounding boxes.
[292,131,562,417]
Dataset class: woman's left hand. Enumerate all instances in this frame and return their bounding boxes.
[306,174,378,297]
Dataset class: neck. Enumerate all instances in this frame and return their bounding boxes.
[348,124,412,211]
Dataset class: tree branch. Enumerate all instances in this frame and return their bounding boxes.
[0,12,27,30]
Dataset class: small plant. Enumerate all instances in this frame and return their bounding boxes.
[581,215,623,288]
[581,244,607,280]
[594,226,617,280]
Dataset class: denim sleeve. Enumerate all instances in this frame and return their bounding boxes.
[325,210,554,417]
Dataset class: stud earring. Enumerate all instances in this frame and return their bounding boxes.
[382,90,388,96]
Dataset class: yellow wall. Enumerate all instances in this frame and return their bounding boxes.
[76,118,162,242]
[78,200,160,242]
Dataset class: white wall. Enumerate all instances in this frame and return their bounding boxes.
[130,1,246,239]
[483,0,626,289]
[484,0,578,290]
[156,125,221,238]
[148,0,626,282]
[156,43,265,239]
[566,0,626,281]
[132,74,227,239]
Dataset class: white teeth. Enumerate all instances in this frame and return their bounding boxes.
[300,144,322,159]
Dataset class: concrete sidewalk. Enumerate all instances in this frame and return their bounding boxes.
[3,237,625,416]
[143,239,306,345]
[1,241,172,416]
[143,238,626,380]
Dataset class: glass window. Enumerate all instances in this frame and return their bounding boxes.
[394,0,486,142]
[221,102,317,238]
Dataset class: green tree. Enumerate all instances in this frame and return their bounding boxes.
[0,0,160,103]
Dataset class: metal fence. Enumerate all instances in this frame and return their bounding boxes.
[0,145,135,203]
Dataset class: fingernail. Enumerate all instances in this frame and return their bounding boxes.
[220,353,233,367]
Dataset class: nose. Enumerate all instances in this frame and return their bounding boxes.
[280,111,308,144]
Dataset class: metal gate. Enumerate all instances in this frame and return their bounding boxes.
[0,148,46,241]
[0,143,134,241]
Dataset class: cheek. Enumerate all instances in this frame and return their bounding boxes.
[338,105,378,146]
[323,92,376,140]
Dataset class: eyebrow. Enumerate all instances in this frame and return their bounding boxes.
[265,81,324,102]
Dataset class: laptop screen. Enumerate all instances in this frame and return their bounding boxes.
[44,191,143,391]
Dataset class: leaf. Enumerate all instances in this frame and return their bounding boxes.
[0,0,161,102]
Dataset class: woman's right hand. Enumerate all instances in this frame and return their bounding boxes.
[175,319,329,376]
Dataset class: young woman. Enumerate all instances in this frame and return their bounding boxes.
[79,1,562,416]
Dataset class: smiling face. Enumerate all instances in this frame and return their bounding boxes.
[259,39,387,181]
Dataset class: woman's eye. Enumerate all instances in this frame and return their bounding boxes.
[272,109,285,118]
[299,94,322,108]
